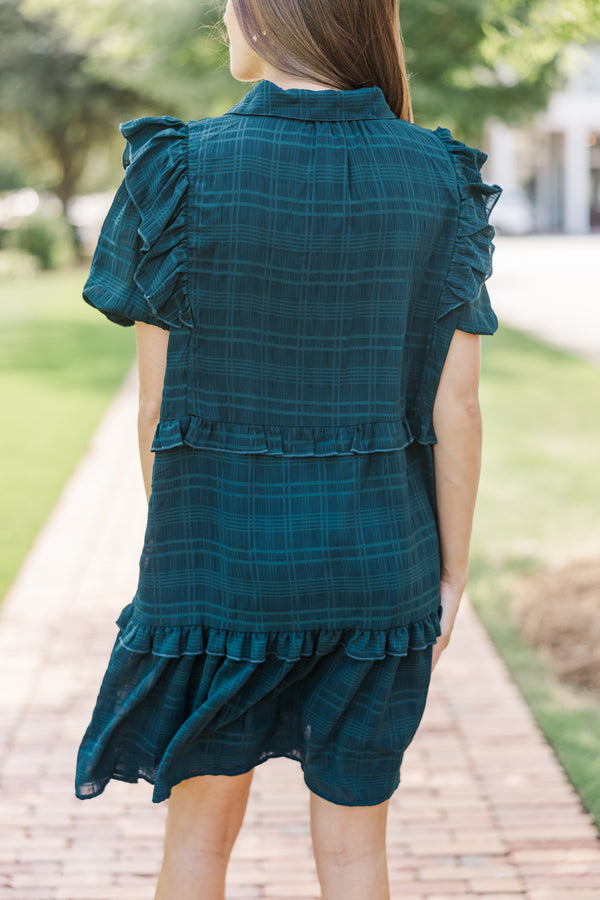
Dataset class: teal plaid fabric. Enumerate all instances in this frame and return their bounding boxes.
[76,79,502,805]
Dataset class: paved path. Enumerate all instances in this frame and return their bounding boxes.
[1,314,600,897]
[490,234,600,367]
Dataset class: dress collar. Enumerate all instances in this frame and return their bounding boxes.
[225,79,397,122]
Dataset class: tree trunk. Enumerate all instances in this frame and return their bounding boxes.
[52,134,85,264]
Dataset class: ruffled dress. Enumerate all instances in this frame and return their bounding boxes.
[75,80,502,806]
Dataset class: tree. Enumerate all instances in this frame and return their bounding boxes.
[0,0,157,253]
[26,0,600,144]
[400,0,600,141]
[21,0,244,121]
[49,0,600,143]
[3,0,600,211]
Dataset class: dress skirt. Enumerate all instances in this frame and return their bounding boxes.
[75,613,434,805]
[75,444,442,806]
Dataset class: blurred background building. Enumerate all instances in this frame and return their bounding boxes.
[486,41,600,235]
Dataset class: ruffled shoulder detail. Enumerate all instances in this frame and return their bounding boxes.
[432,127,502,329]
[151,414,421,456]
[120,116,192,329]
[116,603,442,662]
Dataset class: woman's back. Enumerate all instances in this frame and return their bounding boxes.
[87,79,499,443]
[80,77,500,647]
[77,2,503,883]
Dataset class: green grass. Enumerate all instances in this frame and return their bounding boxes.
[476,327,600,565]
[471,325,600,830]
[0,268,136,601]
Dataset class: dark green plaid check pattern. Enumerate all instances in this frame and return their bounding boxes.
[76,80,502,804]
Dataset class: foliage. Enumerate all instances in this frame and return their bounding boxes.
[401,0,600,141]
[22,0,600,143]
[0,1,156,224]
[5,216,55,270]
[0,249,40,278]
[2,0,600,204]
[2,213,74,269]
[23,0,242,120]
[0,134,26,192]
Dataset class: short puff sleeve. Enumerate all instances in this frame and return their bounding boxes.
[433,126,503,335]
[409,128,503,445]
[82,116,192,330]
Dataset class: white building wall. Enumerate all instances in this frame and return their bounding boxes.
[486,42,600,234]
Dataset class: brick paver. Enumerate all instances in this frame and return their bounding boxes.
[0,364,599,899]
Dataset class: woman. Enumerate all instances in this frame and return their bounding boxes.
[75,1,502,897]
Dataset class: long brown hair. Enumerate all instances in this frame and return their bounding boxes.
[230,0,414,122]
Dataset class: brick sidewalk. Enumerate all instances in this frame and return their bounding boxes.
[0,367,599,900]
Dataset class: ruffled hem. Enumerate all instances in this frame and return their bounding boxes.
[116,603,442,662]
[432,127,502,324]
[120,116,192,330]
[151,414,428,456]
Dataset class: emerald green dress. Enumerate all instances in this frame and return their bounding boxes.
[75,80,502,806]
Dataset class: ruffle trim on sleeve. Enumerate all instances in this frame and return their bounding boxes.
[150,414,429,456]
[432,127,502,323]
[120,116,192,329]
[116,603,442,662]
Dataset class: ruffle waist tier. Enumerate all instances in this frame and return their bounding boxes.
[150,414,437,456]
[116,603,442,662]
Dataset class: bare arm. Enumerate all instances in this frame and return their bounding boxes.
[135,322,169,502]
[431,329,483,671]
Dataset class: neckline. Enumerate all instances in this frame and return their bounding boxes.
[226,78,397,122]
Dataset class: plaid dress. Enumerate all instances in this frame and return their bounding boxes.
[75,79,502,805]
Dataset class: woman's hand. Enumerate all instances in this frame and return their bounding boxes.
[430,577,466,672]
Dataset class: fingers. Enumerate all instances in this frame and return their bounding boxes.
[430,633,449,672]
[430,579,465,671]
